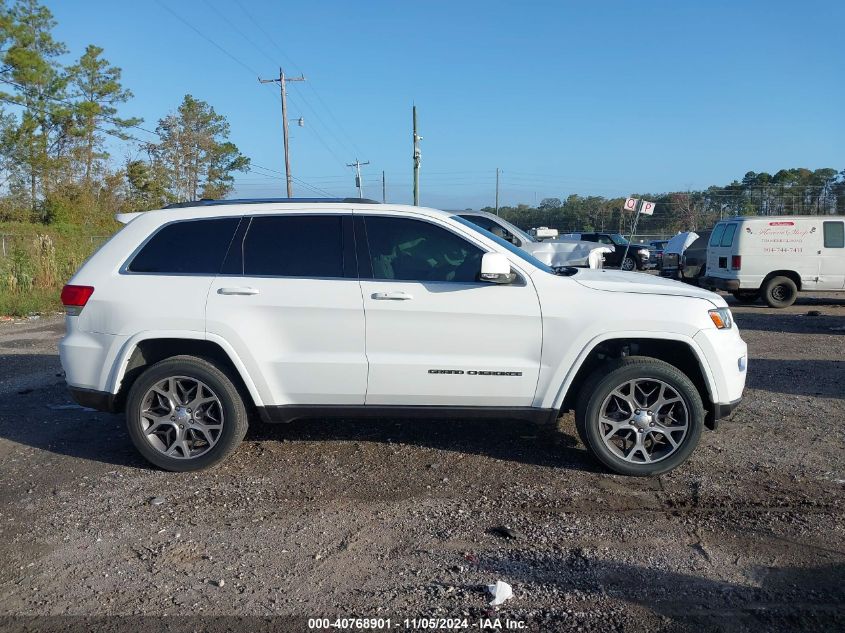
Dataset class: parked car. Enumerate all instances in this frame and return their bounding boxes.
[458,211,608,268]
[562,232,651,270]
[60,198,747,476]
[702,215,845,308]
[649,240,669,270]
[660,231,711,284]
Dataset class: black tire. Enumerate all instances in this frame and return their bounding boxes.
[732,290,760,304]
[762,275,798,308]
[621,256,636,271]
[575,357,705,476]
[126,355,249,471]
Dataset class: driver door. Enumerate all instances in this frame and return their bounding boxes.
[356,214,543,407]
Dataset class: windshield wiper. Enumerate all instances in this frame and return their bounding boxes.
[552,266,579,276]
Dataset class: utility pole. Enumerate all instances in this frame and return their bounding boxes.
[382,170,386,203]
[259,67,305,197]
[347,159,370,198]
[495,168,500,215]
[412,105,421,205]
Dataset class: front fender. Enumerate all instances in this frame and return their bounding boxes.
[540,330,718,410]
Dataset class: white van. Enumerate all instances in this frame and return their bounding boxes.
[703,215,845,308]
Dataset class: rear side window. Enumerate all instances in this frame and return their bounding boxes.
[128,218,240,274]
[823,222,844,248]
[242,215,344,277]
[709,224,726,246]
[720,224,737,247]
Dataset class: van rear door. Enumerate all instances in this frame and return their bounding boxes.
[705,222,736,277]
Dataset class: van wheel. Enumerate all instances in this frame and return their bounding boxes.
[125,355,248,472]
[763,276,798,308]
[732,290,760,304]
[575,357,704,476]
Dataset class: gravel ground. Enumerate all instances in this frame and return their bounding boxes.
[0,292,843,633]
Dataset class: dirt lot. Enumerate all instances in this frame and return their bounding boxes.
[0,292,843,632]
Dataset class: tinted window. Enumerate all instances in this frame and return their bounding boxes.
[364,216,484,282]
[823,221,845,248]
[720,224,737,247]
[243,215,344,277]
[709,224,726,246]
[128,218,239,274]
[452,215,553,274]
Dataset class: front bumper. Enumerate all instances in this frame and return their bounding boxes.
[702,276,740,291]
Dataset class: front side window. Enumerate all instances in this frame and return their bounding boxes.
[823,222,844,248]
[609,234,628,246]
[364,216,484,282]
[242,215,344,277]
[709,224,727,246]
[128,217,240,274]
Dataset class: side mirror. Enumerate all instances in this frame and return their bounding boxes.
[479,253,516,284]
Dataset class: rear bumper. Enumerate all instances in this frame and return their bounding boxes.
[68,387,118,413]
[702,276,740,291]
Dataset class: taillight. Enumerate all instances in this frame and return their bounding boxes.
[61,285,94,315]
[731,255,741,270]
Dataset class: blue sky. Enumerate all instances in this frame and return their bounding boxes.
[50,0,844,209]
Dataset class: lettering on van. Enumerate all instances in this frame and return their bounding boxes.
[757,225,814,254]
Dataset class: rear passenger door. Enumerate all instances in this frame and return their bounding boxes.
[205,213,367,407]
[819,220,845,289]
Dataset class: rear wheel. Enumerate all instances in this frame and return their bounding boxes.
[763,276,798,308]
[575,357,704,476]
[126,355,249,471]
[732,290,760,304]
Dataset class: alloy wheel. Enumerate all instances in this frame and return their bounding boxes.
[598,378,689,464]
[139,376,224,459]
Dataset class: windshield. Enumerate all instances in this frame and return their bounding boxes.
[451,215,554,274]
[609,234,629,246]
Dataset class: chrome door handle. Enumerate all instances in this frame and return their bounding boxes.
[217,287,260,296]
[372,291,413,301]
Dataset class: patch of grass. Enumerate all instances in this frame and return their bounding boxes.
[0,288,62,317]
[0,226,114,316]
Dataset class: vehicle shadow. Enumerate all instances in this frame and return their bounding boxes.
[734,311,845,335]
[0,354,598,472]
[246,414,602,473]
[746,358,844,399]
[478,552,845,632]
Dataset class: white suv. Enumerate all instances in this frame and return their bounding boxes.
[59,199,747,476]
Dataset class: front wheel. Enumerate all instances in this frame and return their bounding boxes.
[125,355,249,471]
[575,357,704,476]
[621,256,636,271]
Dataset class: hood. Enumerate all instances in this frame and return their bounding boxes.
[664,231,699,255]
[572,269,725,306]
[521,239,609,268]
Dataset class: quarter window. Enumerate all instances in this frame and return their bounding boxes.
[823,222,844,248]
[363,216,484,282]
[128,218,240,274]
[242,215,344,277]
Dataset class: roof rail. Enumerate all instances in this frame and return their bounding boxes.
[164,197,381,209]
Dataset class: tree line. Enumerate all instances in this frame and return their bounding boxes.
[484,167,844,237]
[0,0,249,228]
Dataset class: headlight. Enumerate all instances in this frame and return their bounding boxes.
[708,307,733,329]
[638,248,649,257]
